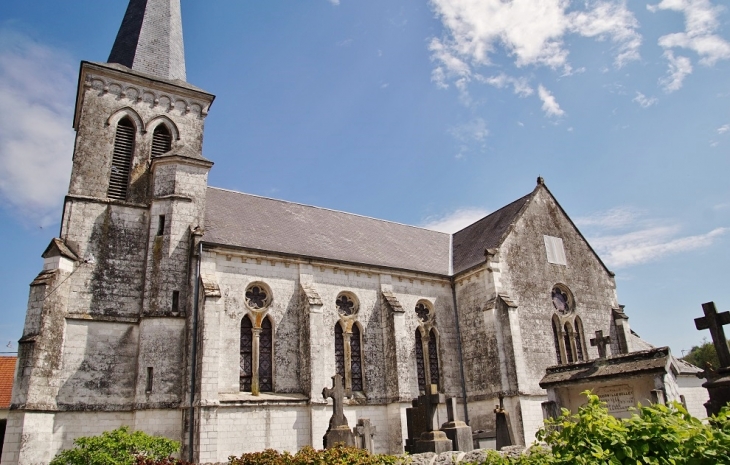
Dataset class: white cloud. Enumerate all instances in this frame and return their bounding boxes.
[428,0,641,82]
[537,85,565,117]
[0,30,75,227]
[717,123,730,134]
[632,91,658,107]
[421,208,489,233]
[449,118,489,142]
[649,0,730,90]
[578,207,728,268]
[659,50,693,92]
[481,73,534,97]
[329,0,340,5]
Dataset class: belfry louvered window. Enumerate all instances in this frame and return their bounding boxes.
[151,124,172,157]
[108,117,135,200]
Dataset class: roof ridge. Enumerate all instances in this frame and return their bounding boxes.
[207,186,451,237]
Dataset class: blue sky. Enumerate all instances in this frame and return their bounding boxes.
[1,0,729,357]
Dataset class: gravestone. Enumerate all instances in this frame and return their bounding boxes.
[494,395,514,451]
[355,418,376,453]
[440,397,473,452]
[322,374,356,448]
[413,385,453,454]
[590,330,611,359]
[404,398,427,453]
[694,301,730,416]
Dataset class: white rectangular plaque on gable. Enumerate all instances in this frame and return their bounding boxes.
[543,235,567,265]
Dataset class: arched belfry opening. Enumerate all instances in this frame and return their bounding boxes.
[151,124,172,157]
[108,117,135,200]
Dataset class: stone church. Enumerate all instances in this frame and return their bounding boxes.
[0,1,708,463]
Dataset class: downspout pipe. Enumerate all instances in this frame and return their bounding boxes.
[451,279,470,425]
[188,241,202,462]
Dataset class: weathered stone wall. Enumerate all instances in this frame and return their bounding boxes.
[498,187,619,395]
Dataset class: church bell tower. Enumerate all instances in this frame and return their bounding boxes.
[3,2,215,463]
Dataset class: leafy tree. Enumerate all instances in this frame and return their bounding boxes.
[682,338,728,372]
[50,426,179,465]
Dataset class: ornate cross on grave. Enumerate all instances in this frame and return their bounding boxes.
[590,330,611,359]
[695,301,730,369]
[322,374,351,428]
[355,418,377,453]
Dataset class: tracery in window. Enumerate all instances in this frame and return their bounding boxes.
[245,283,271,310]
[108,117,135,200]
[563,323,575,364]
[334,321,364,392]
[552,287,571,315]
[574,317,585,362]
[415,301,431,322]
[336,293,358,316]
[552,315,563,365]
[335,323,345,382]
[151,124,172,157]
[240,315,253,391]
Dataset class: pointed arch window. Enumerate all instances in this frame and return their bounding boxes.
[151,124,172,157]
[563,323,575,364]
[108,117,135,200]
[240,314,274,394]
[428,329,440,388]
[240,315,253,391]
[415,328,426,394]
[552,316,563,365]
[334,321,364,392]
[574,317,586,362]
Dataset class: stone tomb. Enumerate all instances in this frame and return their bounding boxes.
[440,397,473,452]
[405,385,453,454]
[539,346,704,419]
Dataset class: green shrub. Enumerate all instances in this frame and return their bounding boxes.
[50,426,180,465]
[228,445,399,465]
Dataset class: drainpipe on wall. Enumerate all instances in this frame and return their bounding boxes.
[188,240,202,462]
[451,279,470,425]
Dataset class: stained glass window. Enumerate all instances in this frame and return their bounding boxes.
[552,288,570,315]
[335,323,345,382]
[415,302,430,322]
[336,294,356,316]
[428,329,439,388]
[563,323,574,363]
[240,316,253,391]
[245,285,269,309]
[552,317,563,365]
[259,317,273,392]
[574,317,585,362]
[415,329,426,394]
[350,325,363,391]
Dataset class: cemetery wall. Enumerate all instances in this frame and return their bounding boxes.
[676,375,710,419]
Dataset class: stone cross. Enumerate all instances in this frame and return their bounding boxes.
[322,374,351,428]
[355,418,377,453]
[422,384,443,432]
[590,330,611,359]
[695,301,730,369]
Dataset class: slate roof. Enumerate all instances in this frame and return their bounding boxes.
[0,356,17,409]
[539,347,673,388]
[452,193,532,274]
[204,187,452,275]
[108,0,187,81]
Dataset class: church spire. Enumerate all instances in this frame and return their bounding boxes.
[108,0,187,82]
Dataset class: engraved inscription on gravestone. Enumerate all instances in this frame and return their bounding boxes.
[595,385,635,413]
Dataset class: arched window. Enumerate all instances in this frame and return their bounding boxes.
[563,323,575,364]
[415,328,426,394]
[574,317,585,362]
[151,124,172,157]
[351,324,363,391]
[335,323,345,382]
[552,316,563,365]
[108,117,135,200]
[240,315,253,391]
[428,329,440,388]
[259,317,273,392]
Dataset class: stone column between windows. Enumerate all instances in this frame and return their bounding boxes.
[421,333,432,391]
[343,329,353,391]
[252,327,262,396]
